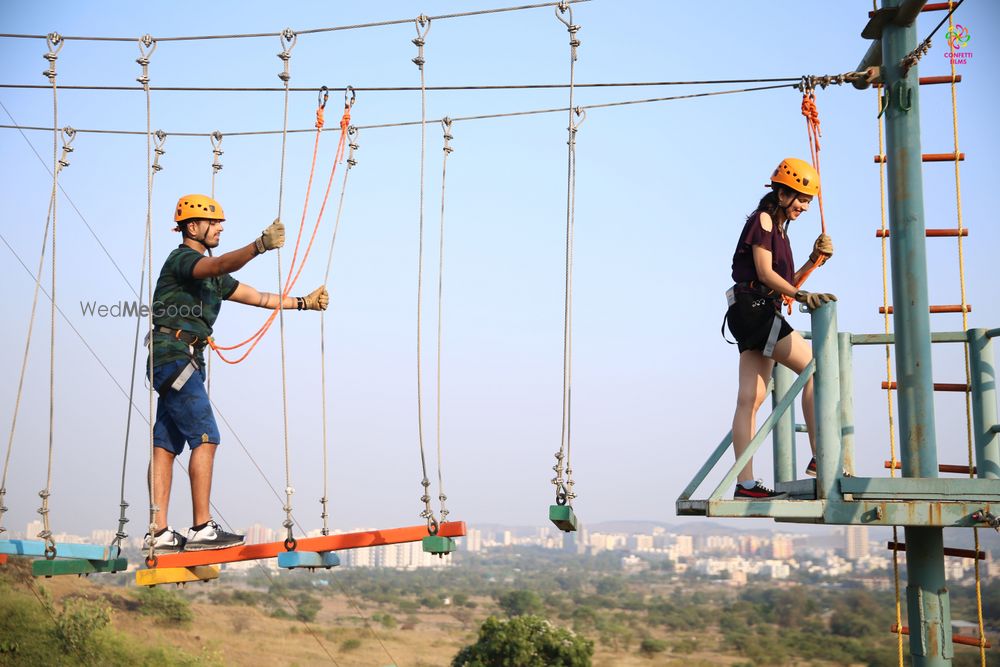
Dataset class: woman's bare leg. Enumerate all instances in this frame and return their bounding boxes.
[771,331,816,455]
[732,350,775,483]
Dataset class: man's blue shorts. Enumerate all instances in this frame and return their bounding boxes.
[151,359,221,455]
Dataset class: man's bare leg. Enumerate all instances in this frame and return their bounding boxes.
[189,443,217,527]
[149,447,176,533]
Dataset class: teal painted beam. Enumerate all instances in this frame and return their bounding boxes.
[850,332,968,346]
[968,328,1000,479]
[840,477,1000,501]
[985,328,1000,339]
[33,557,128,577]
[707,362,815,501]
[812,302,842,501]
[772,365,797,484]
[277,551,341,569]
[0,540,119,561]
[679,497,994,526]
[677,430,733,502]
[839,333,856,476]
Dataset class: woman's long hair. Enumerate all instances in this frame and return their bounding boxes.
[748,185,795,226]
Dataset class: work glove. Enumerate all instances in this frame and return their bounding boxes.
[794,290,837,310]
[254,218,285,254]
[301,285,329,312]
[809,233,834,264]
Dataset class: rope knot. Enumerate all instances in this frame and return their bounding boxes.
[315,107,325,129]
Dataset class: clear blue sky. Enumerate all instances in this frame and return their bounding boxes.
[0,1,997,538]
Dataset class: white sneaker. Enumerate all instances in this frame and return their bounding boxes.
[142,527,187,553]
[185,520,245,551]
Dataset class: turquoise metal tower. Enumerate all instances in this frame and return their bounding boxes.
[678,2,999,664]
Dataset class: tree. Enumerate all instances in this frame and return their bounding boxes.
[498,590,544,617]
[452,615,593,667]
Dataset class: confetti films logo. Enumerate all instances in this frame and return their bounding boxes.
[944,24,972,64]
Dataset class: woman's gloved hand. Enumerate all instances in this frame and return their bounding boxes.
[810,233,834,264]
[794,290,837,310]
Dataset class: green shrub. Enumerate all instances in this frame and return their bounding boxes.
[135,586,194,623]
[341,638,362,651]
[638,637,667,656]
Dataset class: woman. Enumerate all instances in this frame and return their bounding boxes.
[725,158,835,499]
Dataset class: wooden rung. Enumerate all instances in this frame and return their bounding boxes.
[887,541,985,560]
[33,557,128,577]
[918,75,963,85]
[875,228,968,238]
[874,153,965,163]
[879,305,971,314]
[277,551,341,570]
[891,624,991,649]
[151,521,466,569]
[881,382,969,392]
[884,460,977,475]
[136,565,220,587]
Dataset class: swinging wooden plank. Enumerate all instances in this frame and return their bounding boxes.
[277,551,341,569]
[0,554,8,565]
[422,535,457,556]
[149,521,466,569]
[136,565,220,587]
[0,539,119,561]
[33,557,128,577]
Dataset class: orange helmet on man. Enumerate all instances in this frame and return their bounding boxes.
[174,194,225,229]
[770,158,820,197]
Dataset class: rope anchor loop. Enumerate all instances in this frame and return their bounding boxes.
[344,84,356,108]
[151,130,167,172]
[554,3,581,59]
[135,35,157,89]
[42,32,63,81]
[411,15,431,69]
[210,130,223,174]
[317,85,329,110]
[277,28,297,83]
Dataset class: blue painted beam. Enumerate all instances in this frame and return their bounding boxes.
[0,540,119,561]
[277,551,340,569]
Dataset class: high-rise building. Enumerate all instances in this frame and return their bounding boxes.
[674,534,694,557]
[25,520,43,540]
[770,534,794,560]
[845,525,870,560]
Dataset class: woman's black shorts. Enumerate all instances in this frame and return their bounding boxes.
[724,288,793,356]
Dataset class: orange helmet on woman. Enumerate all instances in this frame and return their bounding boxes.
[174,194,225,227]
[770,158,820,197]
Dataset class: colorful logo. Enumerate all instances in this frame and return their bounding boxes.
[946,24,970,51]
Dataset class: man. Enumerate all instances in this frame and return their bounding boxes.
[143,194,328,553]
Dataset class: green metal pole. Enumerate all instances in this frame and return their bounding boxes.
[968,328,999,479]
[838,333,856,476]
[882,1,948,663]
[773,364,797,484]
[811,301,841,501]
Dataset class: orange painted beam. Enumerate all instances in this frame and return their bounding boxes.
[874,153,964,163]
[148,521,466,569]
[888,541,985,560]
[882,381,969,392]
[879,305,971,314]
[0,554,7,565]
[876,228,968,238]
[884,460,977,475]
[891,624,991,649]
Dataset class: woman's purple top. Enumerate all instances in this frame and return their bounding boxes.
[731,209,795,285]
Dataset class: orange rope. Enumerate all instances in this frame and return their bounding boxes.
[210,99,353,364]
[781,88,829,313]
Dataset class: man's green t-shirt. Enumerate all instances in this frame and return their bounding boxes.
[149,245,239,368]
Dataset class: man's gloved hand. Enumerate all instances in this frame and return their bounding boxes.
[794,290,837,310]
[301,286,329,311]
[810,233,834,264]
[254,218,285,255]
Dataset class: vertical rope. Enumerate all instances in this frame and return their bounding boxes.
[410,15,437,532]
[135,34,158,565]
[114,129,164,553]
[944,6,986,664]
[875,74,905,667]
[552,2,582,507]
[275,28,297,547]
[36,32,64,560]
[318,114,360,536]
[207,130,222,397]
[435,118,454,524]
[0,176,57,537]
